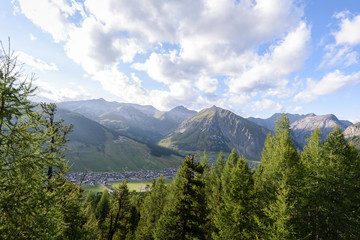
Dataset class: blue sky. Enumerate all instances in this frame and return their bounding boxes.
[1,0,360,121]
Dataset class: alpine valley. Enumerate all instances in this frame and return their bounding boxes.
[55,98,360,172]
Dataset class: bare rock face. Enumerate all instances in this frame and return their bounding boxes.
[159,106,269,160]
[248,113,312,131]
[343,123,360,138]
[290,114,352,148]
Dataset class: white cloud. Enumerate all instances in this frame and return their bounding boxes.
[14,0,77,42]
[15,0,309,111]
[29,34,36,41]
[320,44,358,68]
[263,87,292,98]
[334,14,360,46]
[253,99,283,111]
[195,76,218,93]
[228,94,250,105]
[295,70,360,102]
[293,106,302,112]
[320,13,360,68]
[16,51,58,72]
[34,80,90,102]
[65,17,145,74]
[227,21,310,93]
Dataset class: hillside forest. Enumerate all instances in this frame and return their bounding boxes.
[1,46,360,239]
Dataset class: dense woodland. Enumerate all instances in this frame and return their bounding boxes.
[1,46,360,240]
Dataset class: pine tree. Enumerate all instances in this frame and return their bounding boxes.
[206,151,226,237]
[96,189,111,225]
[299,128,324,239]
[255,114,302,239]
[262,176,295,240]
[320,127,360,239]
[107,181,131,240]
[154,154,208,240]
[135,176,168,240]
[213,150,256,239]
[0,40,89,239]
[40,102,73,181]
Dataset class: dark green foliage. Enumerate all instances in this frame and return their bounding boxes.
[107,181,132,240]
[96,189,110,224]
[135,176,168,240]
[213,150,257,239]
[154,155,208,240]
[319,127,360,239]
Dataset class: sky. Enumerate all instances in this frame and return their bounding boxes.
[1,0,360,121]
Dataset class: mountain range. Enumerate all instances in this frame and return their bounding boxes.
[54,98,360,172]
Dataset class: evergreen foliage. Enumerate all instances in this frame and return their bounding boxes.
[154,154,208,240]
[0,41,88,239]
[255,114,302,239]
[135,176,168,240]
[213,150,256,239]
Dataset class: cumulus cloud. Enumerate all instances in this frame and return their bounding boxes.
[195,76,218,93]
[16,51,58,72]
[34,80,90,102]
[228,94,250,105]
[334,13,360,45]
[295,70,360,102]
[227,21,311,93]
[14,0,77,42]
[293,106,302,112]
[320,13,360,68]
[14,0,309,110]
[253,99,283,111]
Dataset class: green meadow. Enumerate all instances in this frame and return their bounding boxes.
[81,178,173,193]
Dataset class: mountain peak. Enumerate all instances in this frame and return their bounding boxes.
[170,105,191,112]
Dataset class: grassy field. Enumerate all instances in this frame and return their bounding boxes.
[111,178,173,192]
[81,178,173,193]
[82,184,106,194]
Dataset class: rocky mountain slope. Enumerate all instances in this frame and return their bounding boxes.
[344,122,360,150]
[159,106,269,160]
[290,114,352,148]
[248,113,311,131]
[249,112,353,148]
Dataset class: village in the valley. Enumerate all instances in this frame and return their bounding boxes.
[65,167,179,188]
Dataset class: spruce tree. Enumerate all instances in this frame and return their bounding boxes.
[154,154,208,240]
[135,176,168,240]
[299,128,324,239]
[107,181,132,240]
[320,127,360,239]
[213,150,256,239]
[206,151,226,237]
[0,40,96,240]
[0,41,84,239]
[96,189,110,224]
[255,114,302,239]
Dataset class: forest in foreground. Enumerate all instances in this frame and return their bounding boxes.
[1,46,360,240]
